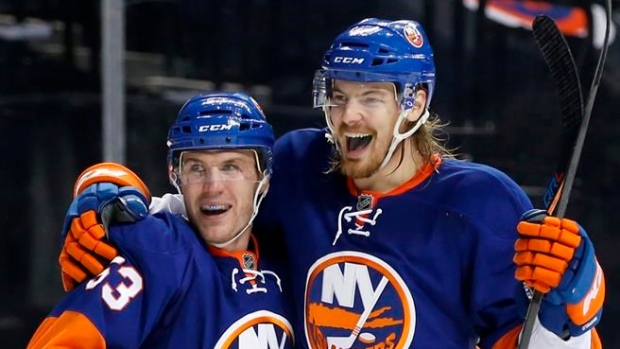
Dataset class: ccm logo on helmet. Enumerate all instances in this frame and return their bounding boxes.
[198,124,234,132]
[333,57,364,64]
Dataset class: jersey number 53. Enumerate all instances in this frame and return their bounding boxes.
[85,256,144,311]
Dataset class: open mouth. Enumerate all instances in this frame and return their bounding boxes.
[200,204,231,216]
[345,133,373,153]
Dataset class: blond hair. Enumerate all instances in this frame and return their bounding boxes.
[409,111,454,164]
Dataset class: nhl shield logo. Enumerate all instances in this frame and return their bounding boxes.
[356,194,374,211]
[242,253,256,270]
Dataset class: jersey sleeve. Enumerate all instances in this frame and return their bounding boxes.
[446,165,602,349]
[449,164,603,349]
[452,166,533,348]
[28,215,191,348]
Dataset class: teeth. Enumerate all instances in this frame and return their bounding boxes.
[201,205,229,211]
[345,133,371,138]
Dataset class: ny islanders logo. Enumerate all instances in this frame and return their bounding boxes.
[305,252,416,349]
[214,310,294,349]
[403,23,424,48]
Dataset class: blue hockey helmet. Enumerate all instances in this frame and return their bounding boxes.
[313,18,437,172]
[313,18,436,111]
[167,92,274,176]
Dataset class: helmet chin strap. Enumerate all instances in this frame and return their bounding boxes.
[170,152,184,195]
[323,104,338,147]
[377,107,430,172]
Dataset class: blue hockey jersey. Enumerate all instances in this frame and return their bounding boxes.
[28,213,294,349]
[255,128,535,349]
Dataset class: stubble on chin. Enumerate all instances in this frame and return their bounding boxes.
[338,141,388,179]
[340,159,377,179]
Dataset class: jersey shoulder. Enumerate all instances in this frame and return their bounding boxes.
[431,158,533,236]
[108,212,201,259]
[106,213,206,298]
[438,158,528,199]
[273,128,334,174]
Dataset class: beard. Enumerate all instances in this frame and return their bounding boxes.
[338,135,391,179]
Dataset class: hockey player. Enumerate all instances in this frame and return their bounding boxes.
[27,92,294,348]
[55,19,604,348]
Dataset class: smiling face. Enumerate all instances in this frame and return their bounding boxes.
[329,80,402,178]
[177,149,262,251]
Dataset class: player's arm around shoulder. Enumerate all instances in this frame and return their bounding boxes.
[105,212,198,297]
[28,214,193,349]
[108,212,194,258]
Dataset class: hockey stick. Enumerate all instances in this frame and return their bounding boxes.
[326,276,388,349]
[517,15,584,347]
[518,1,612,348]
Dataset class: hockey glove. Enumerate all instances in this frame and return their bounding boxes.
[59,162,151,291]
[514,209,605,337]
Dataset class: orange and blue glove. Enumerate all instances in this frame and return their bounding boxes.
[514,209,605,338]
[60,162,151,291]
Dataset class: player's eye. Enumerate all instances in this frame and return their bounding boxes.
[361,96,383,105]
[330,94,347,106]
[187,163,205,175]
[221,163,241,172]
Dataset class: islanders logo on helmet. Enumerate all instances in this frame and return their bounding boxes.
[403,22,424,48]
[304,252,416,349]
[167,92,274,174]
[322,19,433,67]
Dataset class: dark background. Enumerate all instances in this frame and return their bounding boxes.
[0,0,619,348]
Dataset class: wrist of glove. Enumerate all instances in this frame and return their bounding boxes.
[60,162,151,291]
[514,209,605,338]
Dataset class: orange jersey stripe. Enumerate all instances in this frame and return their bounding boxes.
[492,325,521,348]
[27,311,106,349]
[346,155,442,198]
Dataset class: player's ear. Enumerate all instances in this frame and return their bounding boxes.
[168,165,178,186]
[406,89,427,122]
